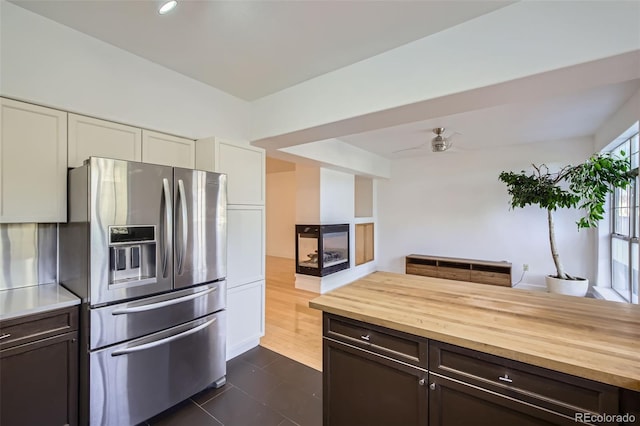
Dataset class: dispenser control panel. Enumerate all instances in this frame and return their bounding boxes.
[108,225,157,286]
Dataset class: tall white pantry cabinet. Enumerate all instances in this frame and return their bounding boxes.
[196,138,266,360]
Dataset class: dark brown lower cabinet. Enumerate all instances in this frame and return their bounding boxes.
[0,307,79,426]
[620,389,640,426]
[428,374,576,426]
[322,313,635,426]
[323,338,428,426]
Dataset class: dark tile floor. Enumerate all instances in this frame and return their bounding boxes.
[143,346,322,426]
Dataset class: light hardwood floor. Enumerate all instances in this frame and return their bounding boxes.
[260,256,323,371]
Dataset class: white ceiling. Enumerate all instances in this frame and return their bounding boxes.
[340,79,640,158]
[9,0,638,162]
[10,0,514,101]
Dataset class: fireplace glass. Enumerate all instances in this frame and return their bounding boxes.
[296,224,350,277]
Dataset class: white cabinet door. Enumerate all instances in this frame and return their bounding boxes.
[68,114,142,167]
[218,140,265,205]
[227,206,265,288]
[0,98,67,223]
[226,280,265,360]
[196,139,265,205]
[141,130,195,168]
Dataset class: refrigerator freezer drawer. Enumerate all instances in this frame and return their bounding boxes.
[90,281,226,349]
[89,311,226,426]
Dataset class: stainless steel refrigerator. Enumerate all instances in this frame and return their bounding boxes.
[60,157,227,426]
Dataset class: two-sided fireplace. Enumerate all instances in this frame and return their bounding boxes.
[296,224,350,277]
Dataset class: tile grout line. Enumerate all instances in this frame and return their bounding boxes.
[259,357,323,399]
[190,383,235,407]
[223,377,298,423]
[235,375,319,425]
[190,399,225,425]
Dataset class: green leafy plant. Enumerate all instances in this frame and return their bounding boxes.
[499,152,633,280]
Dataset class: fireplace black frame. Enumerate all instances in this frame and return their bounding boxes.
[295,224,350,277]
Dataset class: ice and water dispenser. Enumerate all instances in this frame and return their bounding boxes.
[108,225,156,286]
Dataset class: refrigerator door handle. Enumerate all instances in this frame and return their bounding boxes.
[110,317,216,356]
[162,178,172,278]
[111,286,218,315]
[177,179,188,275]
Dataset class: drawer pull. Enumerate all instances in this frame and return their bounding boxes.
[360,334,370,341]
[418,378,425,386]
[498,374,513,383]
[429,383,436,390]
[112,286,218,315]
[0,333,11,340]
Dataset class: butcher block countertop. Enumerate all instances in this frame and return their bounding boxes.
[309,271,640,391]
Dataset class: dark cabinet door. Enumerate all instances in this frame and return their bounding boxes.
[0,331,78,426]
[620,389,640,426]
[323,338,428,426]
[429,374,581,426]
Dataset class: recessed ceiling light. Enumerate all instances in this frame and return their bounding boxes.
[159,0,177,15]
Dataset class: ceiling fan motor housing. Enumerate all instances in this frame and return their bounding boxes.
[432,135,448,152]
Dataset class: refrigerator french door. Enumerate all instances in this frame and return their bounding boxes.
[60,157,228,426]
[173,167,226,290]
[63,157,227,305]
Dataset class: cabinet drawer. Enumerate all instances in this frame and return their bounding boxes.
[469,270,511,286]
[324,313,427,368]
[406,263,438,277]
[430,341,618,418]
[0,307,79,350]
[437,264,471,281]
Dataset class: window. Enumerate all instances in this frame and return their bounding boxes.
[610,131,639,304]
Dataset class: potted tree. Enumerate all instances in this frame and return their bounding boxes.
[499,152,633,296]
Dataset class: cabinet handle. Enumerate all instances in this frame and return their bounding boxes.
[0,333,11,340]
[418,378,425,386]
[360,334,370,341]
[429,383,436,390]
[498,374,513,383]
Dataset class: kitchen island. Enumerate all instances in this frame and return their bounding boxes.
[309,271,640,425]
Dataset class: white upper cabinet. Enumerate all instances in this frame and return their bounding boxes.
[0,98,67,223]
[195,138,265,205]
[141,130,195,169]
[68,114,142,167]
[218,140,265,205]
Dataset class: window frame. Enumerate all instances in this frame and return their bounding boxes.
[609,132,639,304]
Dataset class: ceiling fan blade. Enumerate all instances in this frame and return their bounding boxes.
[445,131,462,142]
[392,144,428,154]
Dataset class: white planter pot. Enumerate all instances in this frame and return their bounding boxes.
[545,276,589,297]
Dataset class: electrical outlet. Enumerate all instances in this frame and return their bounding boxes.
[523,264,529,272]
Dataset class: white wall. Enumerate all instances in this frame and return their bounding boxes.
[377,138,596,286]
[266,170,296,259]
[595,88,640,152]
[320,168,354,223]
[295,166,321,224]
[0,1,249,141]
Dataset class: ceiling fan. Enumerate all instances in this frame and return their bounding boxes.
[393,127,459,154]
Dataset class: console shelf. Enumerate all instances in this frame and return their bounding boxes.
[406,254,512,287]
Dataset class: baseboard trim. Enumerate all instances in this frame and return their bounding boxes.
[226,338,260,361]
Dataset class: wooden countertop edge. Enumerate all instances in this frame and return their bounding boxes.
[309,275,640,392]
